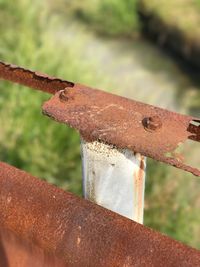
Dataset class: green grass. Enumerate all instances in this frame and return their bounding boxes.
[195,0,200,7]
[0,0,81,194]
[55,0,140,37]
[145,159,200,248]
[0,0,109,195]
[140,0,200,39]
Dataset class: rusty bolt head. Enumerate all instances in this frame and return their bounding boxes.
[59,88,69,102]
[142,116,162,132]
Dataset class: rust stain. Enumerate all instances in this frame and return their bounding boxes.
[138,156,145,222]
[42,84,200,176]
[139,156,146,172]
[0,161,200,266]
[86,174,96,203]
[134,155,145,222]
[0,61,74,94]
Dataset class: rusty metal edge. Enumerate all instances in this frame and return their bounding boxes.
[0,61,74,94]
[0,161,200,266]
[0,61,200,176]
[42,85,200,177]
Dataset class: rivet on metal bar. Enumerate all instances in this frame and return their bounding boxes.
[42,84,200,177]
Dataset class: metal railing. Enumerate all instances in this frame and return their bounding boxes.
[0,61,200,266]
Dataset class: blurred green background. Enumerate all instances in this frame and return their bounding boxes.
[0,0,200,249]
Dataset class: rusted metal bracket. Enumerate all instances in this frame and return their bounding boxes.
[43,84,200,176]
[0,162,200,267]
[1,61,199,176]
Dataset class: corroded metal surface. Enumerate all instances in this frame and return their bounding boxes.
[0,161,200,266]
[81,139,146,223]
[43,85,200,176]
[0,61,74,94]
[0,60,200,175]
[0,229,66,267]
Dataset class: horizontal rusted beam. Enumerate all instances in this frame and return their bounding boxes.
[43,85,200,176]
[0,60,200,175]
[0,162,200,266]
[0,61,74,94]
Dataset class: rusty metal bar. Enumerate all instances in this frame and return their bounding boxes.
[1,61,200,176]
[0,161,200,266]
[0,61,74,94]
[43,85,200,176]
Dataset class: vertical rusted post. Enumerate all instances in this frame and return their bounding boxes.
[81,138,146,223]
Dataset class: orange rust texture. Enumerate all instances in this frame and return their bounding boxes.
[134,155,145,223]
[43,84,200,176]
[0,60,199,175]
[0,61,74,94]
[0,229,66,267]
[0,161,200,267]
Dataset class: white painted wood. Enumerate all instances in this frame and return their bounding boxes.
[81,138,146,223]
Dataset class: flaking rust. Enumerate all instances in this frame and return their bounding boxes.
[0,61,74,94]
[0,60,199,176]
[43,84,200,176]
